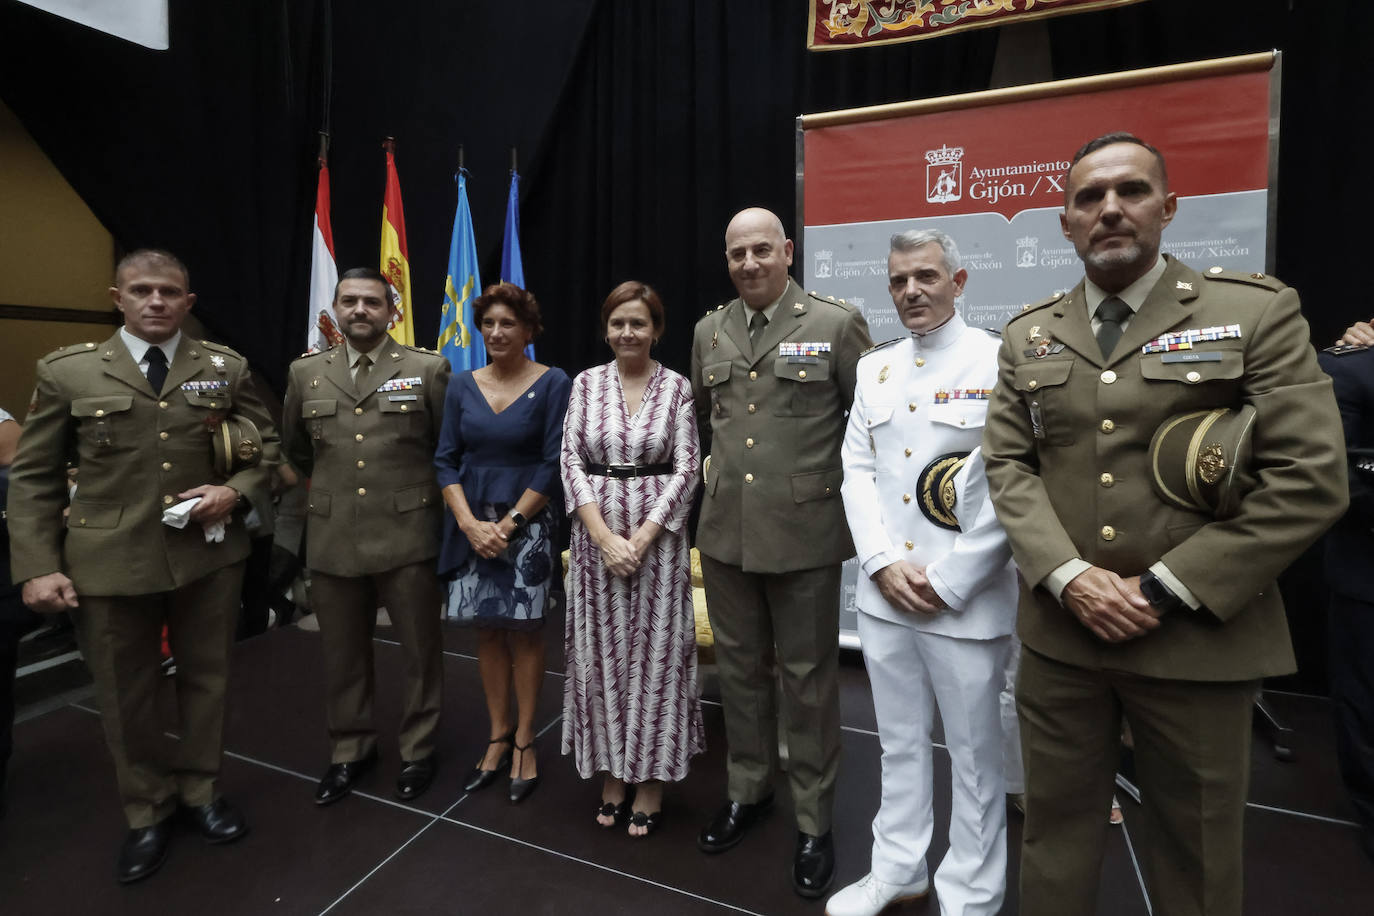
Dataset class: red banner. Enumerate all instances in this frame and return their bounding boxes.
[808,0,1148,51]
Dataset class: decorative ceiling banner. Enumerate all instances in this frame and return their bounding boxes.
[13,1,169,50]
[808,0,1148,51]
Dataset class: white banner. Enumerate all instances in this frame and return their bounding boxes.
[15,1,169,50]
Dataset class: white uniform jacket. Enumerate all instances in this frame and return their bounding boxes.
[841,315,1017,640]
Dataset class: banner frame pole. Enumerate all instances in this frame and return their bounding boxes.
[1265,50,1283,276]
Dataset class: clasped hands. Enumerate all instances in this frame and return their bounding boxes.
[597,528,656,578]
[1063,566,1161,643]
[464,518,514,560]
[873,560,947,616]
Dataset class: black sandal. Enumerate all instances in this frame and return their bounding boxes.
[628,809,662,838]
[597,798,632,828]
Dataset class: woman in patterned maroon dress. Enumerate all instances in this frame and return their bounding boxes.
[561,281,704,837]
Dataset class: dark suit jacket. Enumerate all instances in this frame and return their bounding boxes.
[983,256,1348,681]
[1319,344,1374,601]
[690,279,871,574]
[282,337,450,578]
[8,333,278,596]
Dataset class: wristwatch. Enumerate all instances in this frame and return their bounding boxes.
[507,510,528,530]
[1139,569,1185,614]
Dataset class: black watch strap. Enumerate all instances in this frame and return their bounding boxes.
[1140,570,1184,613]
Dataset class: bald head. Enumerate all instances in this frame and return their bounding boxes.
[724,207,794,308]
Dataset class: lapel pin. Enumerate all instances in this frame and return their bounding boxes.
[711,331,718,349]
[209,354,226,373]
[878,365,890,383]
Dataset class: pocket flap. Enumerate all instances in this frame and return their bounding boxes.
[929,402,988,430]
[302,399,338,419]
[307,488,332,517]
[394,483,438,513]
[378,397,425,414]
[1140,353,1243,384]
[790,467,842,504]
[179,389,234,409]
[700,361,732,388]
[70,395,133,418]
[67,498,122,529]
[1013,359,1073,392]
[773,357,831,383]
[863,407,895,429]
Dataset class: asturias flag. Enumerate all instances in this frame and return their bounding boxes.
[438,171,485,372]
[307,156,342,353]
[501,169,534,360]
[380,143,415,346]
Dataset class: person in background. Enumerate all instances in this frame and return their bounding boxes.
[282,267,450,806]
[0,408,35,821]
[436,282,570,804]
[8,249,278,883]
[561,281,704,837]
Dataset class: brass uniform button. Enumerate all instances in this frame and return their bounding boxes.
[747,404,757,413]
[1186,371,1201,383]
[745,438,754,448]
[85,342,95,349]
[1101,419,1115,433]
[355,407,363,415]
[1101,370,1117,384]
[78,518,87,526]
[745,473,754,483]
[798,370,807,379]
[161,462,172,471]
[1101,525,1116,541]
[1027,380,1038,391]
[1100,472,1114,487]
[749,371,758,380]
[355,433,364,442]
[902,493,911,504]
[908,403,917,412]
[159,431,169,440]
[707,373,715,382]
[400,404,409,412]
[904,541,914,550]
[310,409,318,417]
[825,486,832,494]
[1209,266,1224,274]
[311,379,320,388]
[163,495,174,505]
[959,418,967,426]
[209,401,218,408]
[904,448,912,457]
[357,460,366,469]
[357,487,366,496]
[95,409,105,418]
[159,401,169,409]
[915,358,925,367]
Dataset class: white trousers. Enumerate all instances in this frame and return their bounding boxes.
[858,613,1009,916]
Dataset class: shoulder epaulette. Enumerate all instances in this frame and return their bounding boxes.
[980,326,1002,338]
[806,290,859,312]
[1323,342,1370,356]
[1014,290,1066,318]
[41,342,101,363]
[859,338,901,358]
[403,344,442,357]
[198,339,246,360]
[1201,267,1287,293]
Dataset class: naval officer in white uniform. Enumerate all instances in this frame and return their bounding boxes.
[830,229,1017,916]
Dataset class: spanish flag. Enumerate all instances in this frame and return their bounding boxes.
[380,140,415,346]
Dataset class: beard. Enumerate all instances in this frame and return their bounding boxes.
[1081,238,1151,278]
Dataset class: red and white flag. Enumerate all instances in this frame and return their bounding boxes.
[307,159,342,353]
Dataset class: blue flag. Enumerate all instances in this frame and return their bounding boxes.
[438,171,485,372]
[501,170,535,360]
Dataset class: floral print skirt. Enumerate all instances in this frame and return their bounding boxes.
[444,504,552,630]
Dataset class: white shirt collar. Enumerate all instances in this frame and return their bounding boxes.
[119,327,181,368]
[1084,256,1168,319]
[912,310,966,351]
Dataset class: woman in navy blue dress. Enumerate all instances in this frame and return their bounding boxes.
[435,282,571,803]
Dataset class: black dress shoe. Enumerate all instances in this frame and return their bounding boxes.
[183,797,249,844]
[116,819,173,884]
[395,756,436,801]
[463,732,514,793]
[314,750,378,805]
[697,793,774,853]
[508,740,539,804]
[791,830,835,898]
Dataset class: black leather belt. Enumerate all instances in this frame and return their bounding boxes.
[586,462,673,479]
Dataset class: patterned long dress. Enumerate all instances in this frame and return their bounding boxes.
[560,362,705,782]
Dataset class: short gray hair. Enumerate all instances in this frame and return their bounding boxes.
[889,229,962,275]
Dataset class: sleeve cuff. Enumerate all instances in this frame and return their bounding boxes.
[1149,561,1202,611]
[925,564,965,613]
[862,551,899,579]
[1044,558,1091,603]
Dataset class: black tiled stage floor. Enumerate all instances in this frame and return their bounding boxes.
[3,615,1372,915]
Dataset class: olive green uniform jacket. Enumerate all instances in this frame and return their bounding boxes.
[690,279,872,573]
[982,256,1348,681]
[8,334,278,595]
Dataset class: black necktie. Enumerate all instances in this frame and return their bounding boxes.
[749,310,768,341]
[1095,296,1131,359]
[145,346,168,395]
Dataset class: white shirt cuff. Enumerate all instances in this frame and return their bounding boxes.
[1045,558,1091,603]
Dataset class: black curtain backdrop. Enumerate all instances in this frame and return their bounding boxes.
[1,0,1363,690]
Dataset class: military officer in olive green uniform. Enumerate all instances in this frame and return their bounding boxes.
[982,134,1348,916]
[9,249,278,883]
[283,267,450,805]
[691,207,872,899]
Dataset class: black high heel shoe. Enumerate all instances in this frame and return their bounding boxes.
[463,731,514,792]
[508,740,539,804]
